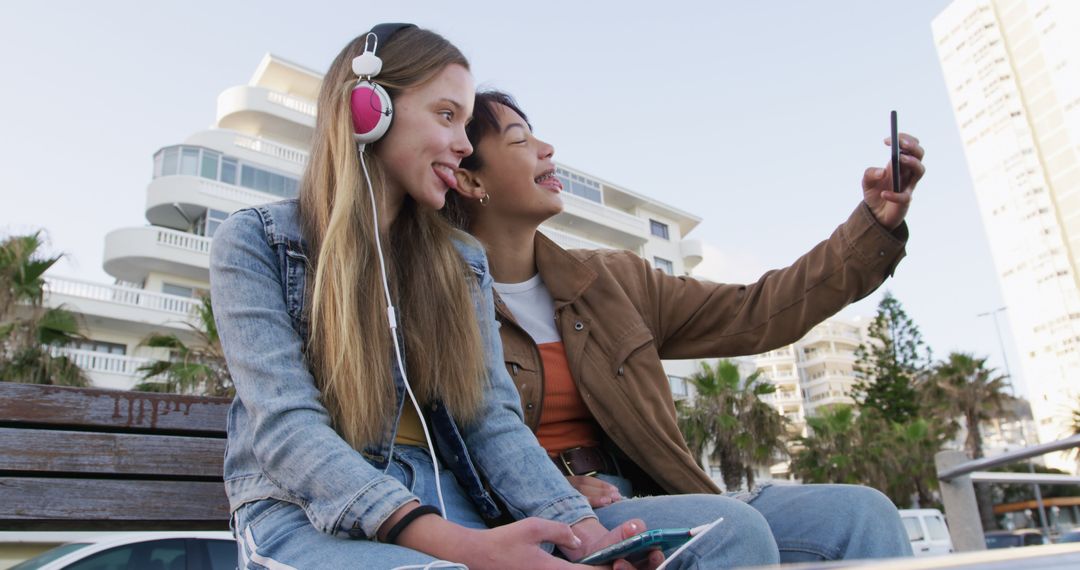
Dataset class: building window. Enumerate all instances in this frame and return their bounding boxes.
[653,257,674,275]
[668,375,688,398]
[180,147,200,176]
[221,157,237,185]
[162,283,206,298]
[72,340,127,355]
[555,167,602,203]
[650,219,670,240]
[152,144,299,198]
[200,150,221,179]
[202,209,229,238]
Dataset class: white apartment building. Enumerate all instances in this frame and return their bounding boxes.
[933,0,1080,470]
[752,317,870,441]
[42,54,705,392]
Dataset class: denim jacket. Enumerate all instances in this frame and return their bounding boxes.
[210,199,593,541]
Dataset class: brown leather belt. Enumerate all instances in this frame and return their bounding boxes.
[552,446,618,477]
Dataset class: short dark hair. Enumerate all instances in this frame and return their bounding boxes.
[460,90,531,172]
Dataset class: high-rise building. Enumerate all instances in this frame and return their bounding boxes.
[933,0,1080,470]
[42,54,705,393]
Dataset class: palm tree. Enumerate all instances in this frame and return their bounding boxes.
[878,416,944,508]
[678,360,787,491]
[0,233,87,386]
[924,352,1014,529]
[924,352,1014,460]
[135,295,232,397]
[790,405,943,508]
[790,404,864,485]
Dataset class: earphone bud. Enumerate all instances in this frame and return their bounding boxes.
[350,23,415,145]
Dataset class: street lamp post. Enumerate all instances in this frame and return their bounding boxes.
[976,307,1049,536]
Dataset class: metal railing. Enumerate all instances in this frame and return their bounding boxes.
[935,433,1080,552]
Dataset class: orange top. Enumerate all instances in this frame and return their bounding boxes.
[534,341,601,456]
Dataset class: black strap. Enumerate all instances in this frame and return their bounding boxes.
[385,504,442,545]
[367,23,417,54]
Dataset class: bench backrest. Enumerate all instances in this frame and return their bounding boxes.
[0,382,231,531]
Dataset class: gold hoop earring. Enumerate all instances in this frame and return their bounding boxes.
[479,192,490,206]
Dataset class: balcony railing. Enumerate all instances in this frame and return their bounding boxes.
[561,192,648,240]
[156,228,212,255]
[195,177,281,205]
[46,277,199,316]
[234,133,308,166]
[267,91,316,118]
[801,326,862,345]
[50,347,154,377]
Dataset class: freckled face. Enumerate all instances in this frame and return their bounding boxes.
[377,64,475,211]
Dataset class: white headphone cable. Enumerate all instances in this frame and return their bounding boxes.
[359,144,448,519]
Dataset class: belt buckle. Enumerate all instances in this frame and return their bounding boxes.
[559,446,598,477]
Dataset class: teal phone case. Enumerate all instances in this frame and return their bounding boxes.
[577,528,692,565]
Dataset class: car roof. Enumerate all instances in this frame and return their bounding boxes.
[70,531,234,545]
[38,532,234,569]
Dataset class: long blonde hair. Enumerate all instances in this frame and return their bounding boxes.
[299,28,486,449]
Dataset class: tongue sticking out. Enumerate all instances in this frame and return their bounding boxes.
[434,165,458,190]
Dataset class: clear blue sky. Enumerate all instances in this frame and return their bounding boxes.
[0,1,1027,394]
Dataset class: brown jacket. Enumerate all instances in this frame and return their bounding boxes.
[493,203,908,495]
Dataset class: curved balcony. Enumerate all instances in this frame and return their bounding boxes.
[801,324,863,348]
[217,85,315,148]
[800,350,857,369]
[104,227,211,283]
[551,192,649,250]
[50,347,156,391]
[681,239,704,271]
[806,394,856,409]
[145,175,278,229]
[45,276,199,333]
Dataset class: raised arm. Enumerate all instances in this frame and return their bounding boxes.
[647,133,925,358]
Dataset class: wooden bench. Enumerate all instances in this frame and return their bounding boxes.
[0,382,231,531]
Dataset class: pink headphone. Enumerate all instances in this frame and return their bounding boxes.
[351,23,416,145]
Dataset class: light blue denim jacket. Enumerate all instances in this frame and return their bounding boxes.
[210,199,594,541]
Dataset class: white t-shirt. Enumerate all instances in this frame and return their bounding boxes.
[493,273,561,344]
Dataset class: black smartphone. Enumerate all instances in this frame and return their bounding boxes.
[576,528,693,565]
[891,110,901,193]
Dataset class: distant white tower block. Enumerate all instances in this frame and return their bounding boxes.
[933,0,1080,471]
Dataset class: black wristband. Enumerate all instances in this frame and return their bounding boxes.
[385,505,442,545]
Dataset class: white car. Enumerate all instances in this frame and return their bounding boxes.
[900,508,955,557]
[10,531,236,570]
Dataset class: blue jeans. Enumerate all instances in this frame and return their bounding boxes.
[234,447,911,569]
[592,480,913,568]
[233,446,480,570]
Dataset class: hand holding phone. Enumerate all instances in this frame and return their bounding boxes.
[575,517,725,567]
[576,528,692,565]
[891,110,901,193]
